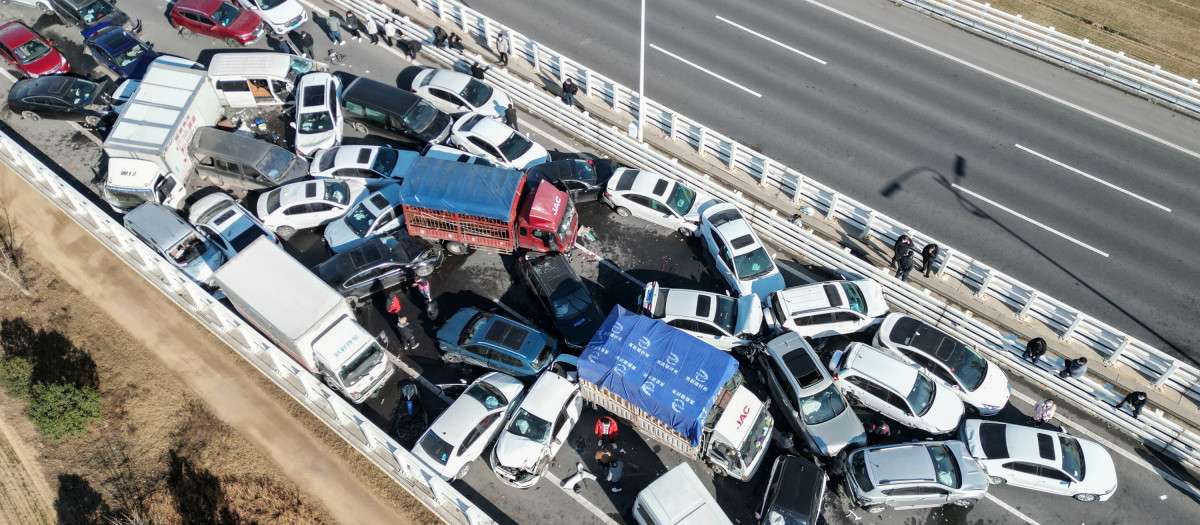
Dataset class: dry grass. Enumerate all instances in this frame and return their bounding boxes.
[983,0,1200,81]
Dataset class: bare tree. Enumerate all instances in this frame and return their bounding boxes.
[0,190,31,297]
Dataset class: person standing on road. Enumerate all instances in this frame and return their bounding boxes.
[344,11,363,42]
[562,78,579,107]
[396,316,418,351]
[920,243,939,277]
[895,250,918,282]
[1059,357,1087,379]
[1022,337,1048,366]
[1028,398,1056,426]
[504,104,518,130]
[495,33,510,66]
[326,15,344,45]
[890,234,912,268]
[470,62,490,80]
[1114,391,1148,419]
[363,15,379,45]
[595,450,624,493]
[594,416,617,448]
[299,31,315,58]
[774,431,801,457]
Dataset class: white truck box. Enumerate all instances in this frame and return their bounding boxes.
[213,238,393,403]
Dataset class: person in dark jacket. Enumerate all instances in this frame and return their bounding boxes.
[469,62,490,79]
[894,250,918,282]
[448,33,464,52]
[562,78,579,107]
[1059,357,1087,379]
[401,38,421,63]
[344,11,362,42]
[1114,391,1148,419]
[299,31,316,58]
[504,104,518,130]
[890,234,913,268]
[396,316,418,351]
[431,26,448,48]
[920,243,939,277]
[1022,337,1048,365]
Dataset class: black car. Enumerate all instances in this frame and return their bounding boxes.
[756,455,826,525]
[517,253,605,350]
[315,230,445,300]
[524,158,619,201]
[337,74,453,146]
[7,75,114,126]
[49,0,141,34]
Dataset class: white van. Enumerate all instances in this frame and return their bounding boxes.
[633,464,733,525]
[207,52,325,108]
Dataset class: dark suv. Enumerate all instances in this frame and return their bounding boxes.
[337,74,452,145]
[517,253,604,350]
[50,0,141,35]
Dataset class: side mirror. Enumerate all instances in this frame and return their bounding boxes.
[289,122,296,129]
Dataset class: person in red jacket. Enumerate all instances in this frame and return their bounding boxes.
[595,416,617,448]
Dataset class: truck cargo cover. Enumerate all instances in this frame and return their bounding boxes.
[580,306,739,446]
[399,161,523,221]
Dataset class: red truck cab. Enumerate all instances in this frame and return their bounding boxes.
[519,180,578,252]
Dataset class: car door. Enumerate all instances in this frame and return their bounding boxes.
[0,40,17,68]
[39,96,75,120]
[1035,466,1074,495]
[763,355,804,435]
[466,136,504,165]
[459,343,492,368]
[1000,461,1043,490]
[427,86,466,113]
[180,10,217,36]
[830,310,867,335]
[370,206,402,237]
[550,391,583,455]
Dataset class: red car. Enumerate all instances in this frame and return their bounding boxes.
[0,22,70,78]
[168,0,265,46]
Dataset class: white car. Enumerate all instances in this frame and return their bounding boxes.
[829,342,964,435]
[188,192,277,258]
[959,419,1118,501]
[236,0,307,35]
[602,168,719,235]
[765,280,889,338]
[311,145,419,189]
[639,281,762,351]
[293,72,343,156]
[422,143,495,166]
[698,203,785,300]
[412,372,525,481]
[409,67,511,118]
[256,179,366,240]
[490,368,583,488]
[874,313,1010,415]
[449,112,549,169]
[323,183,405,253]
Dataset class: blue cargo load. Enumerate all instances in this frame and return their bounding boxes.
[579,306,739,446]
[399,159,524,221]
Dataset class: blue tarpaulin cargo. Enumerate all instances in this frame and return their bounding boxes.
[398,159,524,221]
[579,306,739,446]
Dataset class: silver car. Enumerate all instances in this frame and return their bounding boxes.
[844,441,988,513]
[124,202,226,287]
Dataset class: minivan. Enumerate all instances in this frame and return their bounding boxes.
[208,52,323,108]
[340,75,452,145]
[190,127,308,197]
[633,464,732,525]
[124,202,226,286]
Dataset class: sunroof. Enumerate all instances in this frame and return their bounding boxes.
[302,85,325,107]
[695,295,711,317]
[652,179,668,196]
[1036,433,1056,461]
[483,320,529,350]
[730,235,755,250]
[357,149,373,163]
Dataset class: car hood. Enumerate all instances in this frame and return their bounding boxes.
[227,12,264,37]
[24,47,68,77]
[493,433,545,470]
[857,280,890,317]
[683,191,721,222]
[734,293,763,337]
[1078,440,1118,495]
[294,130,338,157]
[483,90,512,118]
[323,217,361,254]
[511,141,550,170]
[966,362,1010,411]
[556,304,605,349]
[807,405,867,456]
[259,0,304,25]
[922,383,965,434]
[747,268,786,303]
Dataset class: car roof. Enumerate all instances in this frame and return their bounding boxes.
[344,76,420,113]
[989,422,1062,466]
[0,22,35,46]
[882,314,975,365]
[331,145,378,168]
[525,253,577,291]
[769,456,824,519]
[297,73,333,109]
[765,333,831,391]
[430,69,470,91]
[843,343,917,391]
[626,170,676,197]
[518,372,577,420]
[192,127,274,162]
[15,76,85,98]
[428,385,492,443]
[867,444,936,485]
[461,114,512,141]
[124,203,195,248]
[360,184,403,212]
[92,27,137,51]
[774,282,843,314]
[277,180,336,206]
[477,317,538,358]
[176,0,222,11]
[660,288,720,323]
[704,206,759,252]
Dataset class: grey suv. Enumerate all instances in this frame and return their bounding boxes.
[844,441,988,513]
[124,202,226,287]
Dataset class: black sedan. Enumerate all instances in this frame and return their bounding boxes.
[524,158,619,201]
[517,253,605,350]
[315,230,444,300]
[756,455,825,525]
[6,75,114,126]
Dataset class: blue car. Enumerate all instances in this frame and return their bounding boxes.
[437,308,557,378]
[82,23,158,80]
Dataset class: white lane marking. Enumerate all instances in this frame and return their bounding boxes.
[1015,144,1172,212]
[544,471,621,525]
[649,44,763,98]
[495,299,535,325]
[714,15,827,65]
[1009,389,1200,501]
[804,0,1200,164]
[985,494,1042,525]
[950,184,1110,257]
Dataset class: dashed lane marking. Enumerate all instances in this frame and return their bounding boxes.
[649,44,763,98]
[715,15,827,65]
[950,184,1109,257]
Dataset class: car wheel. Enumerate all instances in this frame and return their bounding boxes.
[414,265,435,278]
[20,111,40,122]
[456,463,470,480]
[1073,493,1098,502]
[953,498,978,507]
[441,352,463,364]
[179,27,192,39]
[709,463,726,477]
[988,476,1006,485]
[864,504,887,514]
[614,206,631,217]
[677,227,692,238]
[352,122,367,133]
[84,115,101,127]
[276,226,296,240]
[224,37,240,48]
[38,1,52,13]
[444,241,468,256]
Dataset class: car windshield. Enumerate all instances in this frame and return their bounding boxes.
[342,201,379,237]
[402,100,439,131]
[12,38,51,65]
[459,312,491,345]
[317,148,338,171]
[711,295,738,334]
[907,373,937,416]
[665,182,697,216]
[943,344,990,391]
[463,381,509,410]
[459,79,493,108]
[1059,436,1085,480]
[324,181,351,204]
[766,507,810,525]
[737,408,772,460]
[256,0,288,9]
[550,287,592,321]
[113,43,151,68]
[371,148,399,174]
[105,187,151,209]
[928,444,961,488]
[497,132,533,161]
[64,78,98,106]
[841,282,867,314]
[196,200,235,225]
[418,431,453,465]
[506,408,551,443]
[264,190,282,214]
[78,0,116,24]
[733,247,774,280]
[168,234,207,265]
[298,111,334,133]
[337,343,384,385]
[851,452,873,492]
[212,3,242,26]
[256,148,294,181]
[799,383,848,425]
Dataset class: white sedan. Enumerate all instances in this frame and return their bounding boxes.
[310,145,418,189]
[236,0,307,35]
[255,179,366,240]
[640,282,762,351]
[490,369,582,488]
[293,72,343,157]
[413,372,526,481]
[602,168,720,236]
[409,67,511,118]
[449,112,549,170]
[188,192,277,258]
[959,419,1117,501]
[830,342,965,435]
[698,203,785,300]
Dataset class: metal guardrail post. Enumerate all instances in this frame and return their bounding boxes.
[792,174,805,204]
[584,69,594,98]
[1155,360,1182,389]
[1018,290,1039,320]
[975,268,994,299]
[458,6,469,32]
[728,142,739,169]
[1061,312,1082,342]
[669,112,679,142]
[698,127,708,155]
[1106,336,1132,364]
[935,248,953,278]
[860,211,875,240]
[531,41,540,71]
[436,0,446,21]
[1008,14,1021,39]
[759,159,772,187]
[612,86,621,111]
[825,193,840,222]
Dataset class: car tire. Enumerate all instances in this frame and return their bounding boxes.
[709,463,726,477]
[444,241,468,256]
[442,353,463,364]
[20,111,40,122]
[953,498,977,507]
[614,206,631,217]
[1073,493,1098,502]
[864,505,887,514]
[352,122,367,133]
[276,226,296,240]
[677,227,692,238]
[84,115,101,127]
[415,264,435,278]
[456,463,470,480]
[179,27,192,39]
[988,476,1006,485]
[224,37,240,48]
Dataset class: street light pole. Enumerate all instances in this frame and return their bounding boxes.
[637,0,646,143]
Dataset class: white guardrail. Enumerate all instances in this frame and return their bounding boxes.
[0,136,493,525]
[338,0,1200,471]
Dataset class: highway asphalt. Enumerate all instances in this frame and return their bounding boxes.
[459,0,1200,365]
